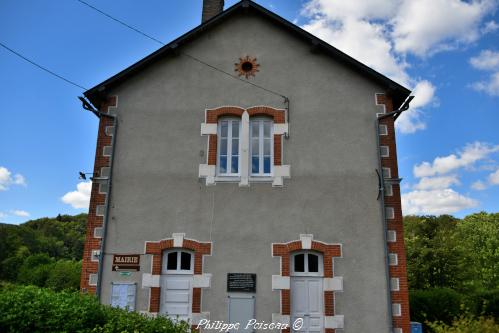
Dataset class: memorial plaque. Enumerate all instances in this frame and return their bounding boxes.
[227,273,256,292]
[112,254,140,271]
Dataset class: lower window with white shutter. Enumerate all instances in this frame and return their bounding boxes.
[111,282,136,311]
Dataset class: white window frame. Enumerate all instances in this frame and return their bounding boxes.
[217,118,241,177]
[386,207,395,219]
[382,167,391,179]
[385,184,393,196]
[388,253,398,266]
[250,118,274,177]
[387,230,397,242]
[392,303,402,316]
[380,146,390,157]
[291,251,323,277]
[162,250,194,275]
[390,277,400,291]
[111,282,136,311]
[379,124,388,136]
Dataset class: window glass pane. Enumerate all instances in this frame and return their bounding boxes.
[220,138,227,155]
[263,157,271,174]
[294,254,305,272]
[180,252,191,270]
[251,122,259,137]
[221,121,228,137]
[231,156,239,173]
[264,138,271,155]
[252,157,259,173]
[232,121,239,137]
[264,121,271,138]
[232,139,239,155]
[252,139,259,155]
[220,156,227,174]
[167,252,177,270]
[308,254,319,272]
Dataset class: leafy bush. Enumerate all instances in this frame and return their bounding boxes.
[410,288,464,324]
[0,285,189,333]
[428,316,499,333]
[466,290,499,318]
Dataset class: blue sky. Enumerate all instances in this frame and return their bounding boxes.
[0,0,498,224]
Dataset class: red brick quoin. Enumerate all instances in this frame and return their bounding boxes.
[205,106,286,167]
[377,93,411,333]
[272,239,342,333]
[145,238,212,316]
[80,96,117,293]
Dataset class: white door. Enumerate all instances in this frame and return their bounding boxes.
[291,252,324,333]
[159,250,194,322]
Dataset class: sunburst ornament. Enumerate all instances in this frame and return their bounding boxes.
[235,56,260,79]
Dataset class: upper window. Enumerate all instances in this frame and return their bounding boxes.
[291,251,323,276]
[162,250,193,274]
[218,119,240,176]
[250,118,273,176]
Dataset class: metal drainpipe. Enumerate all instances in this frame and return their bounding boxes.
[94,109,118,301]
[375,116,394,331]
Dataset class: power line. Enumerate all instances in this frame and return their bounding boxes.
[0,41,87,90]
[76,0,165,46]
[75,0,287,100]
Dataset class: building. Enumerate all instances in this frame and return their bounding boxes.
[80,1,413,332]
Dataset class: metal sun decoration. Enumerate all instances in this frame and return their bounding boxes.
[235,56,260,79]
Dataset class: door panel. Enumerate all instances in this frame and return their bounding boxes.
[160,275,192,321]
[291,277,323,333]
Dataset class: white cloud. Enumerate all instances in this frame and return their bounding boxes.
[300,0,499,133]
[471,72,499,96]
[413,142,499,177]
[391,0,494,56]
[471,180,487,190]
[12,210,30,218]
[61,181,92,209]
[402,189,479,215]
[0,212,6,220]
[414,175,460,190]
[397,80,436,133]
[0,166,27,191]
[489,169,499,184]
[470,50,499,71]
[481,20,499,34]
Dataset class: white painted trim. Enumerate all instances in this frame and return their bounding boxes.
[382,167,391,179]
[89,273,97,286]
[96,205,106,217]
[272,165,291,187]
[192,312,210,325]
[325,315,344,329]
[201,123,217,135]
[385,184,393,196]
[94,227,103,238]
[142,273,160,288]
[386,207,395,219]
[272,275,290,290]
[300,234,313,249]
[272,313,290,325]
[239,111,250,187]
[91,249,101,262]
[273,123,289,135]
[198,164,216,186]
[324,276,343,291]
[379,124,388,135]
[380,145,390,157]
[387,230,397,242]
[388,253,398,266]
[392,303,402,316]
[193,274,212,288]
[172,233,185,248]
[393,328,403,333]
[100,167,110,178]
[102,146,112,157]
[390,277,400,291]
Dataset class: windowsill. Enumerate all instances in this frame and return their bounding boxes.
[214,176,274,183]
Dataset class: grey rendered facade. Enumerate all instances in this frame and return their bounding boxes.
[81,1,412,332]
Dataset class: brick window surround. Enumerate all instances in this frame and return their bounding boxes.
[272,237,342,333]
[145,237,212,317]
[206,106,286,167]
